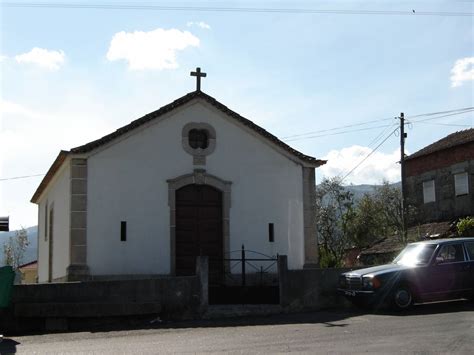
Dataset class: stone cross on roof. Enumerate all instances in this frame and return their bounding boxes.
[190,67,207,91]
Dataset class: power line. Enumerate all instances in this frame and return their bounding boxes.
[366,122,399,149]
[406,107,474,119]
[281,117,394,140]
[282,107,473,142]
[283,124,394,142]
[409,110,474,123]
[412,121,472,127]
[2,3,473,16]
[0,173,45,181]
[340,127,398,182]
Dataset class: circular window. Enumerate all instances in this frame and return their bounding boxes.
[182,123,216,166]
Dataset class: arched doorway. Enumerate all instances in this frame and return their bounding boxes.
[175,184,223,282]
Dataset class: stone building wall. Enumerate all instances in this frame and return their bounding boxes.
[406,143,474,224]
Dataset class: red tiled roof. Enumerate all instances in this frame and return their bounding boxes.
[406,128,474,161]
[18,260,38,269]
[31,91,326,203]
[359,221,455,256]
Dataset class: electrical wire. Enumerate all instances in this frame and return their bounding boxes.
[2,2,473,16]
[406,107,474,120]
[366,122,399,149]
[1,108,471,181]
[0,173,45,181]
[410,110,474,123]
[281,117,394,140]
[282,107,473,142]
[340,127,398,182]
[283,124,394,142]
[411,121,472,128]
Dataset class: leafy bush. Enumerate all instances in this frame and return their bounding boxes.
[457,217,474,237]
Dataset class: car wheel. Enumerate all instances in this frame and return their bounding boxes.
[392,285,413,311]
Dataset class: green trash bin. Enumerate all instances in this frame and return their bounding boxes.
[0,266,15,308]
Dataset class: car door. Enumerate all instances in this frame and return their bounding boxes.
[428,243,466,298]
[463,241,474,291]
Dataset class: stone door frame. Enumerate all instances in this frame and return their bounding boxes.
[167,170,231,275]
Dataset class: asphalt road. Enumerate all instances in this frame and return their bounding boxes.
[2,300,474,354]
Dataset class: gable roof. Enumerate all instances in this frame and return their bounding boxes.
[31,90,326,203]
[70,90,325,166]
[406,128,474,161]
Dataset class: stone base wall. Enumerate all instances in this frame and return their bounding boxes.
[0,257,209,335]
[278,255,356,311]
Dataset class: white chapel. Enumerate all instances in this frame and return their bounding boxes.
[32,69,326,283]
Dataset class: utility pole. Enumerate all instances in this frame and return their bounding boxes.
[399,113,407,243]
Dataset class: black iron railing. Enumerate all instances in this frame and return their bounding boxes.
[222,244,278,287]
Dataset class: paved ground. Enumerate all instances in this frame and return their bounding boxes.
[2,300,473,354]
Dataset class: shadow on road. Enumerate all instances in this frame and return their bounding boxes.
[0,339,20,354]
[5,300,473,337]
[372,299,474,317]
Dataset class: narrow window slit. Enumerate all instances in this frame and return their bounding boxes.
[121,221,127,241]
[269,223,274,242]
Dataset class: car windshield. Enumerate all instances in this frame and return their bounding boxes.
[393,244,437,266]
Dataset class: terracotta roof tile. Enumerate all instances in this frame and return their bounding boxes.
[406,128,474,161]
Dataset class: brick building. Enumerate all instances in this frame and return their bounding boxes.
[405,128,474,224]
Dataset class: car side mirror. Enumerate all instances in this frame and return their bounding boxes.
[435,256,444,264]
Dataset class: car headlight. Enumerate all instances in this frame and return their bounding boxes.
[363,275,381,289]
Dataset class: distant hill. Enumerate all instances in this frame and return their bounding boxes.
[344,182,401,201]
[0,226,38,267]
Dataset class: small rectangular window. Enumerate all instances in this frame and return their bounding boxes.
[44,202,48,241]
[454,172,469,196]
[423,180,435,203]
[268,223,274,242]
[121,221,127,241]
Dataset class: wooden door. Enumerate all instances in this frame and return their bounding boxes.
[175,184,223,281]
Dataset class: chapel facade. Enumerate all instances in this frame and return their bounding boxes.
[32,79,326,283]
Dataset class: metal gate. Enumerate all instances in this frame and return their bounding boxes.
[209,245,279,304]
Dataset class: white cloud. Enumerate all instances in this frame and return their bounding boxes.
[0,98,115,229]
[451,57,474,87]
[0,55,6,62]
[15,47,65,70]
[320,145,401,185]
[106,28,200,70]
[187,21,211,30]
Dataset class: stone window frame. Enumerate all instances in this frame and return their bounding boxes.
[167,170,231,276]
[182,122,216,166]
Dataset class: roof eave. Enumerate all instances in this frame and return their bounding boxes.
[30,150,70,204]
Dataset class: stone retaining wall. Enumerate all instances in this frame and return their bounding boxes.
[0,257,208,334]
[278,255,356,310]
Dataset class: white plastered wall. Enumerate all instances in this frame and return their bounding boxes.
[36,162,71,282]
[86,100,306,275]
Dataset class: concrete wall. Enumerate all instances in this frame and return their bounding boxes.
[406,159,474,223]
[278,256,353,311]
[86,100,306,276]
[37,162,71,282]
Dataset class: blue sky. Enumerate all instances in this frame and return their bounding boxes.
[1,1,473,229]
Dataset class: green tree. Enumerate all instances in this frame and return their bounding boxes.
[457,217,474,237]
[348,182,417,246]
[2,227,29,269]
[349,193,386,248]
[315,177,355,267]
